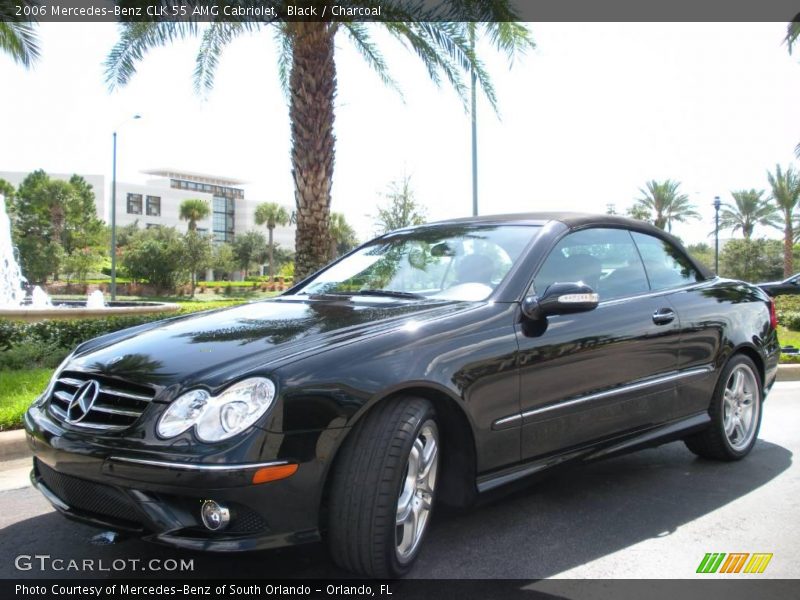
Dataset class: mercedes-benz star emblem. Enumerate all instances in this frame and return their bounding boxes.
[66,380,101,424]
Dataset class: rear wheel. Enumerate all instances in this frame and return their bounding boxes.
[684,355,762,461]
[328,397,439,577]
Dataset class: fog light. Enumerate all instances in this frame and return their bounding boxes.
[200,500,230,531]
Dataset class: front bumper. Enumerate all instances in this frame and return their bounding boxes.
[24,407,332,552]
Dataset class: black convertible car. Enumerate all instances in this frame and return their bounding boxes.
[25,213,780,577]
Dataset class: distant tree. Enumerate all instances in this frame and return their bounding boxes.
[121,227,188,290]
[686,242,714,271]
[211,242,236,280]
[374,176,427,234]
[0,15,40,68]
[183,231,213,297]
[626,204,652,222]
[254,202,291,281]
[11,170,104,282]
[232,231,267,278]
[178,198,210,232]
[632,180,699,231]
[0,179,15,210]
[719,189,779,240]
[719,238,783,283]
[329,212,358,259]
[62,247,104,283]
[767,164,800,277]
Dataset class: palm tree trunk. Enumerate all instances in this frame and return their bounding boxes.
[268,226,274,281]
[785,220,794,278]
[289,22,336,279]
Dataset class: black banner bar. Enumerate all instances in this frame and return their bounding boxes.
[2,0,800,23]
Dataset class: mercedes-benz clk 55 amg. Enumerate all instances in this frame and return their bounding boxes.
[25,213,780,577]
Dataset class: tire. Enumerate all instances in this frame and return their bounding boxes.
[327,397,439,577]
[684,354,763,461]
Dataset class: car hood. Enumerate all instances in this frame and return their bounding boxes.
[66,296,472,393]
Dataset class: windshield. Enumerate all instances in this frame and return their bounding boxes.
[296,224,539,301]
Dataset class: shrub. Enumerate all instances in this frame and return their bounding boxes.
[781,312,800,332]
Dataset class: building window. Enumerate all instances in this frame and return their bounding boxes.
[146,223,161,229]
[212,195,235,242]
[146,196,161,217]
[127,193,142,215]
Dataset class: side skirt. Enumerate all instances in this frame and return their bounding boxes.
[476,412,710,493]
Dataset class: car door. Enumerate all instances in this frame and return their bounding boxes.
[630,231,720,419]
[515,227,682,459]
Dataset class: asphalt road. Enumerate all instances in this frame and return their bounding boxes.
[1,383,797,580]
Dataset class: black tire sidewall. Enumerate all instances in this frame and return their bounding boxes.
[386,402,438,576]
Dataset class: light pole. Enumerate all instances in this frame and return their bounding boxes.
[713,196,721,275]
[470,24,478,217]
[110,114,141,301]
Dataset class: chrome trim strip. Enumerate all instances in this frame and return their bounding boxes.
[68,421,128,431]
[492,364,715,428]
[91,404,141,417]
[48,404,68,420]
[58,377,83,387]
[109,456,290,472]
[53,390,72,403]
[99,387,152,402]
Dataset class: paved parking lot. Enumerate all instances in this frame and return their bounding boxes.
[1,382,797,580]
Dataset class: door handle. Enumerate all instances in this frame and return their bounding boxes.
[652,308,675,325]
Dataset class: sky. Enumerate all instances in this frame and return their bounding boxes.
[2,21,799,245]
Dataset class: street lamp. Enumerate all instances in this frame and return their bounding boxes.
[713,196,721,275]
[470,24,478,217]
[110,114,141,301]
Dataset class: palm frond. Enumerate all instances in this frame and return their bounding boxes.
[786,13,800,54]
[274,24,292,99]
[194,23,248,95]
[0,21,40,68]
[105,21,199,89]
[342,22,403,99]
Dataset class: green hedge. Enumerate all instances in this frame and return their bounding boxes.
[781,312,800,332]
[0,300,246,369]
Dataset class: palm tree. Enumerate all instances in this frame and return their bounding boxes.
[633,180,700,231]
[329,212,358,260]
[178,198,210,232]
[0,18,40,68]
[104,5,534,279]
[767,164,800,277]
[254,202,291,280]
[718,189,780,240]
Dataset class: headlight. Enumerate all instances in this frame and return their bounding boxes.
[157,378,276,442]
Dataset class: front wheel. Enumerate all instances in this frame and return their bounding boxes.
[684,355,762,461]
[327,398,439,577]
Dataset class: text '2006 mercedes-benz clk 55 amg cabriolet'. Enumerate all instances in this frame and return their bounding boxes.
[25,213,780,577]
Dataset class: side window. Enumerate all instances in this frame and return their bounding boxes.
[631,232,702,291]
[534,228,649,301]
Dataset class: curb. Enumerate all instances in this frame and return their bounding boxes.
[0,429,29,462]
[0,364,797,464]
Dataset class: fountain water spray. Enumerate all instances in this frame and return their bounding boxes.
[0,194,26,308]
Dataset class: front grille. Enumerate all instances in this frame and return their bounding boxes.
[48,371,155,432]
[35,459,142,526]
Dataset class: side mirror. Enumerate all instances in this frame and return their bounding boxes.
[521,282,599,320]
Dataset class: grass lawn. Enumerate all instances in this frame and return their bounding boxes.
[778,325,800,349]
[0,369,52,431]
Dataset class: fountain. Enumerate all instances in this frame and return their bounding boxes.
[0,194,179,322]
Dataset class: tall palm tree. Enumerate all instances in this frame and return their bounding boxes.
[254,202,291,280]
[767,164,800,277]
[633,180,700,231]
[0,16,40,68]
[178,198,210,232]
[104,4,534,278]
[718,189,780,240]
[329,212,358,260]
